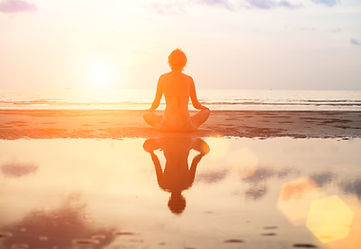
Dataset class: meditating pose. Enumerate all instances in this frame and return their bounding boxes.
[144,49,210,131]
[143,136,210,214]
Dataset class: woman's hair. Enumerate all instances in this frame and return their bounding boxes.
[168,193,186,214]
[168,49,187,71]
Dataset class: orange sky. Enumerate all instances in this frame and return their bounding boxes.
[1,0,361,93]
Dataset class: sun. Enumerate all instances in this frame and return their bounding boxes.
[87,59,118,88]
[84,60,121,101]
[81,50,121,88]
[90,62,113,85]
[77,50,130,101]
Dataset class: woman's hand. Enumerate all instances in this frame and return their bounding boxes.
[201,106,210,111]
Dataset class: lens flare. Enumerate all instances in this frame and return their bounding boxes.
[277,177,324,226]
[306,195,354,243]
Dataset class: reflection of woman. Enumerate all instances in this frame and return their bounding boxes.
[143,136,210,214]
[143,49,210,131]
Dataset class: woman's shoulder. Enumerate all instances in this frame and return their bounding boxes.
[160,72,171,77]
[160,72,193,79]
[181,72,193,80]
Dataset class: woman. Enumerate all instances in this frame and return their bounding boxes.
[143,136,210,214]
[143,49,210,131]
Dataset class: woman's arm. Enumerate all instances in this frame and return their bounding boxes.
[150,151,164,189]
[189,153,204,185]
[143,139,165,189]
[147,77,163,112]
[190,78,208,110]
[192,138,210,155]
[143,138,162,153]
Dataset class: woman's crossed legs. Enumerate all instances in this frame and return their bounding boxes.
[143,109,210,131]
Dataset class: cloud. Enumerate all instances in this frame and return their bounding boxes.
[241,167,299,200]
[310,172,334,187]
[0,195,117,249]
[244,0,302,9]
[340,179,361,199]
[147,0,303,14]
[245,184,267,200]
[350,38,361,46]
[0,0,36,13]
[198,0,233,10]
[311,0,339,7]
[196,169,228,183]
[148,2,186,15]
[243,167,275,183]
[1,162,38,177]
[146,0,345,15]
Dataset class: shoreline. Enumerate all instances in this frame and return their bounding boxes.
[1,110,361,139]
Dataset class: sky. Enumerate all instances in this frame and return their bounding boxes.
[0,0,361,95]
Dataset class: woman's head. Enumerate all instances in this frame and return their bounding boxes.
[168,192,186,214]
[168,49,187,71]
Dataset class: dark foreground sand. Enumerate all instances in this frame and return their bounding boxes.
[0,110,361,139]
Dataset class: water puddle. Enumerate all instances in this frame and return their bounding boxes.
[0,137,360,249]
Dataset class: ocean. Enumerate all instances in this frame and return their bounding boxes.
[1,89,361,111]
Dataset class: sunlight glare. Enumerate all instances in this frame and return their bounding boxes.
[79,51,125,101]
[91,62,113,84]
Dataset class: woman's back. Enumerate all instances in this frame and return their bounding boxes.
[160,71,195,130]
[162,71,191,98]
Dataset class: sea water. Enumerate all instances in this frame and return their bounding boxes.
[1,89,361,111]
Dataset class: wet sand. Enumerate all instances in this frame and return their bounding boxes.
[1,137,361,249]
[0,110,361,139]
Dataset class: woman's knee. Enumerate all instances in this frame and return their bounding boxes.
[143,111,155,125]
[192,108,210,127]
[202,108,210,119]
[143,111,162,127]
[143,112,150,122]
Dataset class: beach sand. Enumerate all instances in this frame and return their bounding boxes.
[1,110,360,139]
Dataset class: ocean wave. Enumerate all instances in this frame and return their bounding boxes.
[203,101,361,106]
[2,99,361,106]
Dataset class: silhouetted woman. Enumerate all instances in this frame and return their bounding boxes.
[144,49,210,131]
[143,136,210,214]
